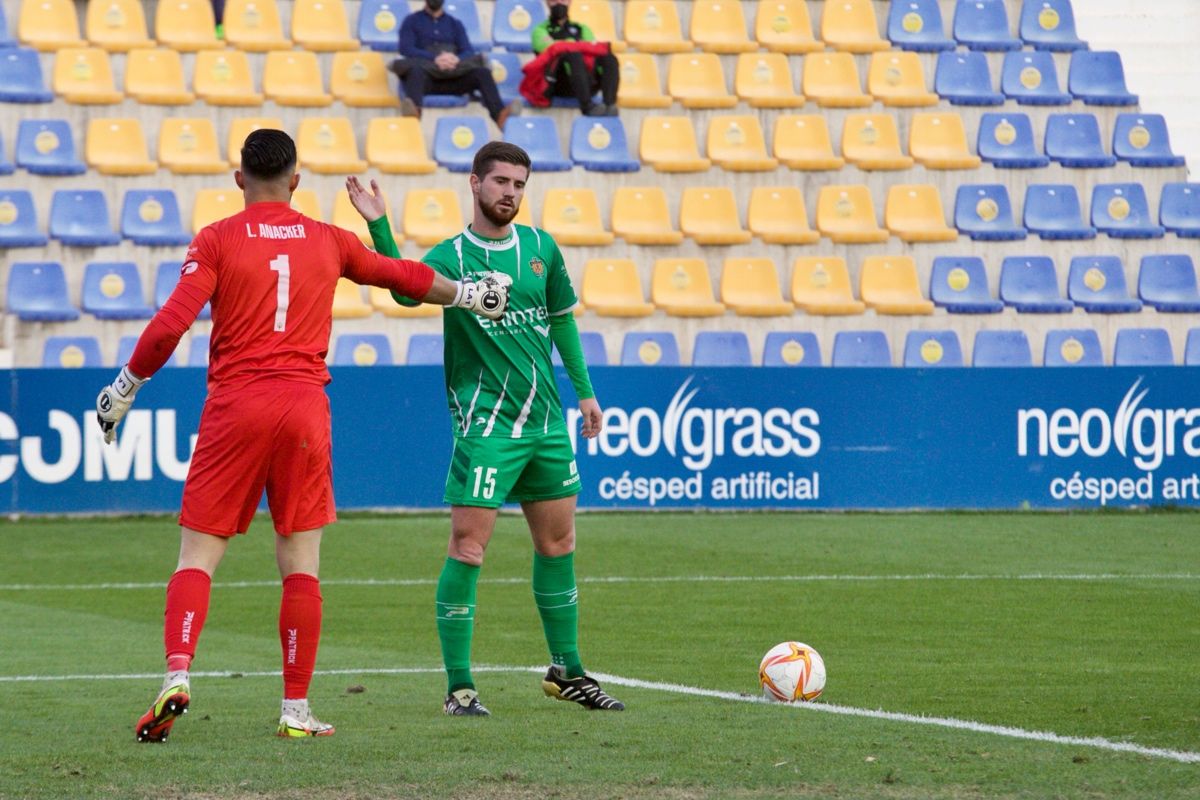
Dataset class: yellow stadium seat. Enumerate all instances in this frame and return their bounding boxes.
[369,286,442,318]
[542,189,615,246]
[403,189,463,247]
[290,188,324,221]
[707,115,779,172]
[53,47,122,104]
[19,0,83,51]
[227,117,284,166]
[821,0,888,53]
[86,0,153,51]
[755,0,821,54]
[572,0,625,51]
[816,185,889,243]
[159,118,227,174]
[125,48,194,105]
[332,278,374,319]
[841,113,914,171]
[296,117,367,174]
[909,112,981,170]
[366,118,437,174]
[616,53,672,109]
[667,53,737,109]
[691,0,756,54]
[803,52,872,107]
[194,50,264,106]
[86,118,157,174]
[735,52,805,108]
[514,197,534,227]
[292,0,359,51]
[333,191,401,246]
[721,258,795,316]
[155,0,222,51]
[331,51,399,108]
[791,257,866,315]
[581,259,655,317]
[192,188,245,232]
[264,51,333,106]
[652,259,726,316]
[624,1,693,53]
[611,187,683,245]
[224,0,292,51]
[640,116,712,173]
[867,51,938,107]
[680,187,752,245]
[860,255,934,314]
[773,115,844,170]
[884,184,958,243]
[748,187,819,244]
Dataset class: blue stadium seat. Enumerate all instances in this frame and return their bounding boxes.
[503,116,572,171]
[357,0,404,51]
[832,331,891,367]
[1001,51,1071,105]
[1067,256,1142,313]
[446,0,491,52]
[1113,328,1173,366]
[1068,51,1138,106]
[82,262,154,320]
[490,50,524,106]
[954,184,1026,241]
[1023,184,1096,240]
[15,119,86,175]
[1090,183,1164,239]
[903,330,964,367]
[762,332,821,367]
[0,134,11,176]
[887,1,954,52]
[999,256,1074,312]
[333,334,394,366]
[929,256,1003,313]
[953,0,1020,51]
[43,336,103,368]
[7,262,79,321]
[977,113,1049,168]
[419,87,470,108]
[406,333,445,365]
[187,335,210,367]
[155,261,212,320]
[620,332,680,366]
[1044,114,1116,168]
[117,335,179,368]
[1044,329,1103,366]
[0,4,14,46]
[1019,0,1086,51]
[972,330,1032,367]
[553,330,608,366]
[121,190,191,246]
[1160,183,1200,238]
[49,190,121,246]
[0,48,53,103]
[0,190,49,247]
[1112,114,1186,168]
[1138,255,1200,312]
[1185,329,1200,366]
[934,51,1003,105]
[569,117,639,173]
[692,331,752,366]
[492,0,545,52]
[433,116,491,172]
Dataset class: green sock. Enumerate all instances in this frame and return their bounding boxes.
[532,551,584,678]
[436,557,480,693]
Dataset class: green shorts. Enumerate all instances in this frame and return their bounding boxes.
[444,428,582,508]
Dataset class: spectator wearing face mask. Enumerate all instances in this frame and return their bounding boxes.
[528,0,619,116]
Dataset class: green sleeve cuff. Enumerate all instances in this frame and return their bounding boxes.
[549,311,594,400]
[367,216,421,307]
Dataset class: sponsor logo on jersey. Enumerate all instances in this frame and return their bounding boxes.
[529,256,545,277]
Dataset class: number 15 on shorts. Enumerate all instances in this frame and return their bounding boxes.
[472,467,497,500]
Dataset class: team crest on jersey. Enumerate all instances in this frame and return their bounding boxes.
[529,256,545,277]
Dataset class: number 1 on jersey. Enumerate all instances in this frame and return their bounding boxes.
[269,254,290,332]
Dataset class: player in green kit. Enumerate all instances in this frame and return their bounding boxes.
[345,141,624,716]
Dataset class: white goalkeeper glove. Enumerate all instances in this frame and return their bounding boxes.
[453,272,512,320]
[96,366,147,445]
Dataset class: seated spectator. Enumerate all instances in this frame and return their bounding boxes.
[527,0,619,116]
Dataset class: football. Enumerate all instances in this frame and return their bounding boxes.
[758,641,826,703]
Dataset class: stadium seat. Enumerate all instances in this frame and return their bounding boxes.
[358,0,404,50]
[0,4,12,46]
[972,330,1033,367]
[867,51,938,107]
[748,187,819,245]
[264,51,332,106]
[0,135,11,175]
[86,0,152,51]
[53,47,123,104]
[1113,329,1174,366]
[791,257,866,315]
[434,116,490,172]
[773,115,844,170]
[18,0,83,50]
[488,51,523,106]
[156,261,211,319]
[289,189,323,221]
[615,53,671,109]
[1160,184,1200,238]
[621,332,680,366]
[331,278,373,319]
[887,0,954,51]
[1044,114,1116,168]
[693,332,752,366]
[552,330,607,366]
[860,255,935,314]
[1091,184,1164,239]
[841,113,913,171]
[0,47,54,102]
[333,334,393,366]
[1023,184,1096,240]
[612,187,682,245]
[155,0,221,50]
[885,185,958,243]
[158,118,226,174]
[929,256,1003,313]
[43,336,102,367]
[903,330,964,367]
[909,112,980,169]
[572,0,623,52]
[331,51,400,108]
[0,190,49,247]
[224,0,291,50]
[581,259,654,316]
[999,256,1073,312]
[624,1,692,53]
[1139,255,1200,312]
[651,258,725,316]
[977,113,1049,168]
[493,0,545,51]
[707,115,778,172]
[187,334,210,366]
[833,331,891,367]
[1067,256,1142,313]
[292,0,358,51]
[735,53,805,108]
[721,258,794,316]
[934,51,1003,105]
[1112,114,1186,168]
[402,190,463,247]
[1069,51,1138,106]
[803,52,872,108]
[1186,329,1200,366]
[680,188,752,245]
[82,261,154,319]
[667,53,737,109]
[816,185,889,244]
[1019,0,1086,51]
[406,334,445,365]
[7,261,78,320]
[445,0,490,51]
[763,332,821,366]
[823,0,888,52]
[366,117,437,174]
[125,48,194,105]
[333,191,398,245]
[1001,50,1071,105]
[569,117,639,172]
[504,117,572,172]
[121,190,191,246]
[755,0,820,54]
[690,0,755,54]
[1043,329,1103,367]
[194,50,263,105]
[368,285,440,317]
[193,189,245,233]
[85,118,157,175]
[296,118,367,174]
[640,117,711,173]
[117,335,179,368]
[542,189,614,246]
[227,118,284,166]
[954,0,1020,50]
[15,119,85,175]
[49,190,121,246]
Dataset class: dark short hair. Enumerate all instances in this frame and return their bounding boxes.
[471,141,531,180]
[240,129,297,181]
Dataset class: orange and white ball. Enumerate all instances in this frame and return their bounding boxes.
[758,641,826,703]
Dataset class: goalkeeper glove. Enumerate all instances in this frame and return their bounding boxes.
[453,272,512,321]
[96,366,147,445]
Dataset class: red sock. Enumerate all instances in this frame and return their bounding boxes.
[279,573,323,700]
[163,568,212,672]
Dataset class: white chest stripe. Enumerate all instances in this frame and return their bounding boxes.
[511,360,537,439]
[482,370,510,438]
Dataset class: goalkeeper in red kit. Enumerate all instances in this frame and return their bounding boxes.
[94,129,511,742]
